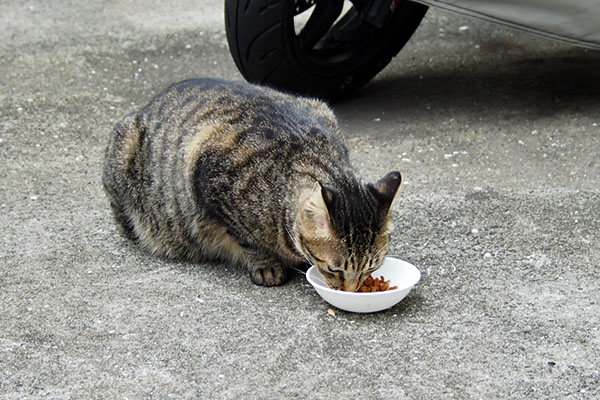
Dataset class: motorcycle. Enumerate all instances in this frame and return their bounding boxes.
[224,0,600,98]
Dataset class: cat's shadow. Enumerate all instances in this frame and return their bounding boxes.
[334,48,600,120]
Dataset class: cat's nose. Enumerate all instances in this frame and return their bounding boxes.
[343,280,360,292]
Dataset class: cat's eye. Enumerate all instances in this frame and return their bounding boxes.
[325,265,344,280]
[365,261,380,274]
[320,269,335,280]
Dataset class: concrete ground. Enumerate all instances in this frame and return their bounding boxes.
[1,1,599,398]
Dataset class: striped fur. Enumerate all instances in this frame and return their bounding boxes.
[102,78,401,289]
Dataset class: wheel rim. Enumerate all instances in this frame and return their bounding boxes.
[290,0,389,72]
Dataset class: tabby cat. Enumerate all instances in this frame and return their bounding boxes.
[102,78,401,291]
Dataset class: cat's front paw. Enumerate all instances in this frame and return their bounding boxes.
[249,264,287,286]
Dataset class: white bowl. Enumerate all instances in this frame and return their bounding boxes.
[306,257,421,313]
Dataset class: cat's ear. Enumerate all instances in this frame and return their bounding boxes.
[369,171,401,212]
[320,183,336,213]
[301,182,335,239]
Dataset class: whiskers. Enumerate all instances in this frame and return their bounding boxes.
[283,226,312,277]
[373,244,390,262]
[285,226,312,264]
[287,265,308,276]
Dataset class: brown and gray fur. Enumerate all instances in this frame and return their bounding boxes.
[102,78,401,291]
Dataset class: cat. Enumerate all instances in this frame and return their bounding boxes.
[102,78,401,291]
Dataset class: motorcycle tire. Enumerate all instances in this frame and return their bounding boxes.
[225,0,428,98]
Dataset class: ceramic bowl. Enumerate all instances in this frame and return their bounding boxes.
[306,257,421,313]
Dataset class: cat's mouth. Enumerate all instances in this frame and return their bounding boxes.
[341,281,362,292]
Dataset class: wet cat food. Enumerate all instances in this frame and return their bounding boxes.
[358,275,398,292]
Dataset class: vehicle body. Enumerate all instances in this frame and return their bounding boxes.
[417,0,600,50]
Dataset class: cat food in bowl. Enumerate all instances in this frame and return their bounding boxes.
[306,257,421,313]
[358,275,398,292]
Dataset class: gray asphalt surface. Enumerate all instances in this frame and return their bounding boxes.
[1,1,599,398]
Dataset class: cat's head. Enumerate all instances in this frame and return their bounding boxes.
[295,171,401,291]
